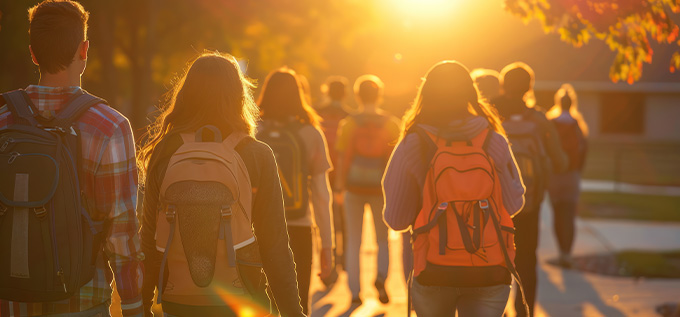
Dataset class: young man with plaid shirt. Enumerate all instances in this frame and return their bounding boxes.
[0,1,143,316]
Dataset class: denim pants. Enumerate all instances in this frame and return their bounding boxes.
[344,191,389,298]
[548,171,581,255]
[48,300,111,317]
[412,280,510,316]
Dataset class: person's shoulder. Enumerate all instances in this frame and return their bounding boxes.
[488,130,510,147]
[386,113,401,125]
[237,136,275,159]
[81,101,132,138]
[526,107,551,125]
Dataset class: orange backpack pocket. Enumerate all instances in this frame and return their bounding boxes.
[431,150,495,203]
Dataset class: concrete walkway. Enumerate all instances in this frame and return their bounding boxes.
[110,196,680,316]
[582,179,680,197]
[524,199,680,317]
[307,199,680,316]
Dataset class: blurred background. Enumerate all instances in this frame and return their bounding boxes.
[1,1,679,316]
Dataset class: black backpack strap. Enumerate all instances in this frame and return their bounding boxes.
[1,90,40,126]
[50,92,106,129]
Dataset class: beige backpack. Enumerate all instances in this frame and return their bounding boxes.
[155,126,261,306]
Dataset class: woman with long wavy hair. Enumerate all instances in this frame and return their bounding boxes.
[257,68,334,315]
[138,52,304,317]
[383,61,525,316]
[546,83,589,267]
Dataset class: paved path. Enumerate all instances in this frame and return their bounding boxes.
[524,199,680,317]
[308,199,680,316]
[582,179,680,197]
[111,198,680,316]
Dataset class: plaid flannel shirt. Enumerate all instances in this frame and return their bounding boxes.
[0,85,144,316]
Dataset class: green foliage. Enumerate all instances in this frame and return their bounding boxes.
[0,0,371,128]
[504,0,680,83]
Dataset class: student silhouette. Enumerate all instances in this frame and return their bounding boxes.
[258,67,334,315]
[546,84,589,268]
[493,62,568,317]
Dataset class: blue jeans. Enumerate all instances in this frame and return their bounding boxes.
[344,191,389,298]
[48,300,111,317]
[412,280,510,316]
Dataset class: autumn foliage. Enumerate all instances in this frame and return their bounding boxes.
[504,0,680,83]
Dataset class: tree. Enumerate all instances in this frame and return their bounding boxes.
[504,0,680,83]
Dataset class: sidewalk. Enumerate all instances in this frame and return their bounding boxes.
[582,179,680,197]
[523,199,680,317]
[308,199,680,316]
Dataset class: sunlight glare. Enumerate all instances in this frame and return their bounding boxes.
[395,0,457,19]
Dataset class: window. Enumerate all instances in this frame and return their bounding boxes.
[600,92,645,134]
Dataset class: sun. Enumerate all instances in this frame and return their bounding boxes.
[394,0,459,20]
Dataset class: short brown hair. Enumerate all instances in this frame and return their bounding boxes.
[354,74,384,105]
[28,0,89,74]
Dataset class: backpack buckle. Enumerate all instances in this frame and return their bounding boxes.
[221,205,232,220]
[479,200,490,210]
[165,205,176,223]
[34,206,47,219]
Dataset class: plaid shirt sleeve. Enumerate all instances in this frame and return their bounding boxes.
[95,116,144,316]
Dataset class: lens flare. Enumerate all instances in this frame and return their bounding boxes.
[394,0,457,20]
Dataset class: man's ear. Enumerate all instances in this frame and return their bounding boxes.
[29,45,39,66]
[80,40,89,60]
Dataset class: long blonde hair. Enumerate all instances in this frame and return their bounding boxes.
[546,83,589,137]
[137,51,259,179]
[402,61,505,140]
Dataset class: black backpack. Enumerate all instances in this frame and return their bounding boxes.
[257,119,309,220]
[0,89,107,302]
[502,109,548,213]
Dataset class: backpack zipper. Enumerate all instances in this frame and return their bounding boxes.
[0,138,12,152]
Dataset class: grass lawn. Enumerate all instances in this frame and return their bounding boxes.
[578,192,680,222]
[616,250,680,278]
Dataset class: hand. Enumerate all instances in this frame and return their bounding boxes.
[333,192,344,206]
[319,248,334,280]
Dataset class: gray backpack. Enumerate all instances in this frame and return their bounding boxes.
[0,89,106,302]
[503,110,548,213]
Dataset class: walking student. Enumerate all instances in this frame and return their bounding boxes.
[493,62,568,317]
[138,53,304,317]
[471,68,501,103]
[257,68,334,315]
[335,75,400,305]
[546,84,588,268]
[0,1,143,315]
[316,76,352,276]
[384,61,526,316]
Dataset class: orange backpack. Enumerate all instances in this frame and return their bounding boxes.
[344,113,394,194]
[411,127,528,310]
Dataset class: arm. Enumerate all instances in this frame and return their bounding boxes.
[334,118,352,192]
[97,118,144,317]
[139,144,171,316]
[382,135,424,231]
[487,133,526,216]
[577,125,588,172]
[249,144,304,317]
[309,172,334,278]
[539,114,569,174]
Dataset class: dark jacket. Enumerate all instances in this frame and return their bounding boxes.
[140,133,304,317]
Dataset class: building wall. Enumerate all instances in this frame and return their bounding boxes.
[645,94,680,141]
[575,91,680,142]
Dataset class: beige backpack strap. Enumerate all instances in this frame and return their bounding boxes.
[223,131,247,150]
[180,133,194,144]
